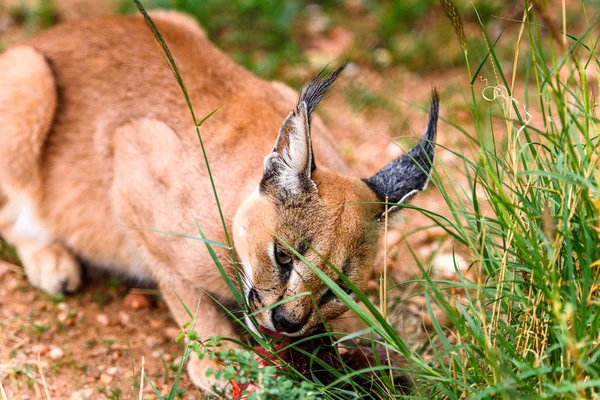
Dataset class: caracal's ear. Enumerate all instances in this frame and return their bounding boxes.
[365,90,439,219]
[260,63,347,196]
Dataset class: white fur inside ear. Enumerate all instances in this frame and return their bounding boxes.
[398,188,419,204]
[264,103,314,194]
[279,109,311,193]
[378,187,420,222]
[285,112,310,174]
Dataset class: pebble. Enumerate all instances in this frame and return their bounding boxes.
[151,349,163,359]
[165,327,180,341]
[58,311,70,323]
[0,261,14,278]
[123,292,152,310]
[422,306,451,329]
[49,347,64,360]
[70,388,93,400]
[5,278,19,292]
[32,344,47,355]
[149,319,163,329]
[367,280,378,291]
[13,303,28,314]
[146,337,162,348]
[432,253,468,280]
[118,311,130,326]
[100,373,113,384]
[423,227,447,242]
[106,367,118,375]
[96,313,109,326]
[373,48,392,67]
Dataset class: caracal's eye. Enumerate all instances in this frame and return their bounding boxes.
[274,245,293,279]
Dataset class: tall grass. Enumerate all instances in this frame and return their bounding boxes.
[133,0,599,398]
[406,2,600,397]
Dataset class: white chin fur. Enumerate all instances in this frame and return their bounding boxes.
[244,314,260,336]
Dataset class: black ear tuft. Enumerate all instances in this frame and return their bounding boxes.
[365,90,439,208]
[298,62,348,122]
[261,63,347,195]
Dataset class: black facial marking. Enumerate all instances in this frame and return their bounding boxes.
[342,258,352,276]
[319,289,337,307]
[248,288,263,309]
[296,238,313,256]
[319,281,353,307]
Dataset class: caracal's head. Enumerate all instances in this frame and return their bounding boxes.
[233,65,439,337]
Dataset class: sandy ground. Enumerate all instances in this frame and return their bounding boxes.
[0,1,483,398]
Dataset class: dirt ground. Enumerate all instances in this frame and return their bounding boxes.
[0,1,482,399]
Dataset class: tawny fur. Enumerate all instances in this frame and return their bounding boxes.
[0,13,355,390]
[0,12,437,392]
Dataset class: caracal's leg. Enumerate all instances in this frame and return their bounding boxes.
[158,278,240,392]
[111,118,240,393]
[0,46,81,294]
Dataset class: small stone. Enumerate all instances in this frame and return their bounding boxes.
[165,327,180,341]
[151,350,163,359]
[149,319,163,329]
[367,280,378,291]
[373,48,392,67]
[57,302,69,312]
[123,292,152,310]
[70,388,93,400]
[118,311,130,326]
[13,303,28,314]
[106,367,118,375]
[49,347,64,360]
[100,373,113,384]
[57,311,69,322]
[96,313,109,326]
[32,344,47,355]
[305,4,329,34]
[422,305,451,329]
[0,261,15,279]
[423,227,447,242]
[432,253,468,280]
[343,62,359,77]
[146,337,161,348]
[417,243,436,259]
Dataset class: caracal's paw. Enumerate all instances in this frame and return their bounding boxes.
[19,242,82,295]
[188,355,232,396]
